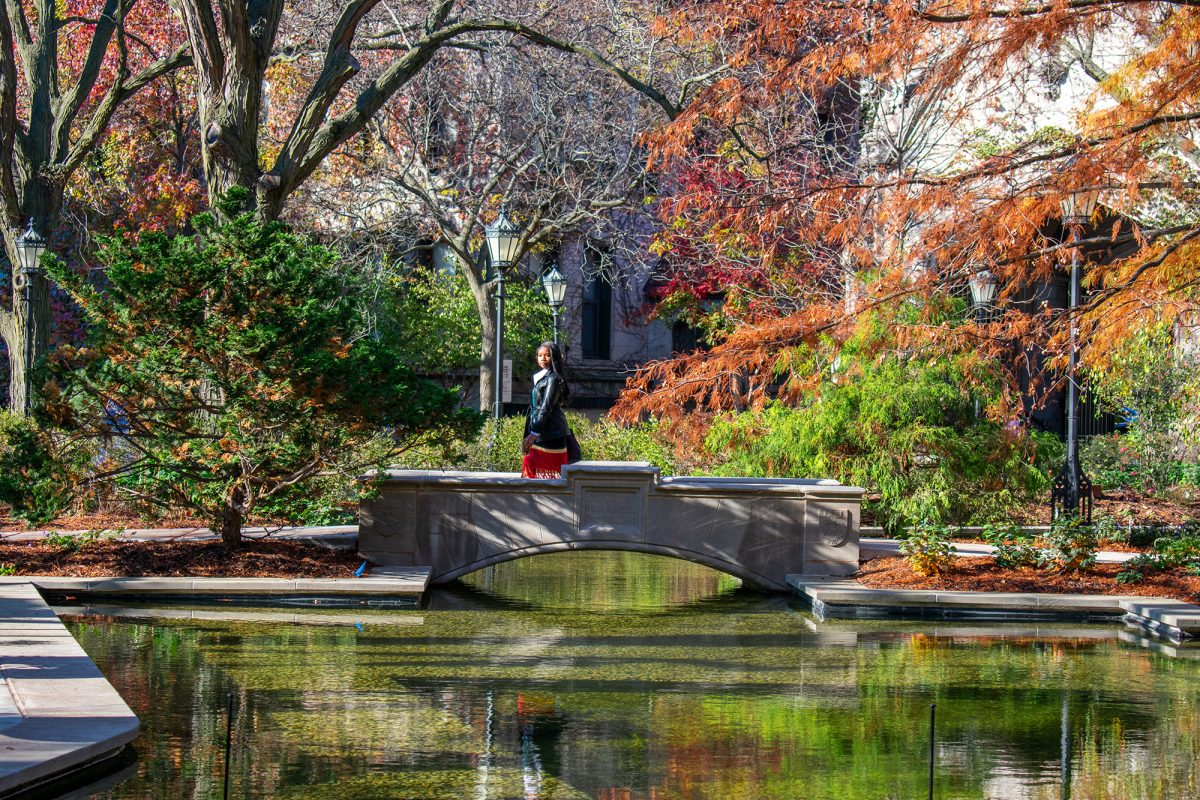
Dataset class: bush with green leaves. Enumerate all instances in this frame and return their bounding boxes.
[981,523,1043,569]
[704,347,1061,534]
[44,190,482,545]
[1117,534,1200,584]
[393,412,677,475]
[0,412,84,526]
[1041,517,1100,574]
[899,523,958,576]
[1080,432,1180,493]
[390,267,552,386]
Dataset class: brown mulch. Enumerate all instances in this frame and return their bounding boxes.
[1007,495,1199,527]
[858,556,1200,604]
[0,539,362,578]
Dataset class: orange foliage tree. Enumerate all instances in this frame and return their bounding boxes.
[615,0,1200,436]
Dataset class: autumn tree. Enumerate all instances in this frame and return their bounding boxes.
[283,12,698,409]
[170,0,686,224]
[615,0,1200,440]
[44,191,480,545]
[0,0,191,413]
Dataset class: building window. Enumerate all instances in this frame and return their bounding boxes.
[671,321,701,354]
[581,271,612,360]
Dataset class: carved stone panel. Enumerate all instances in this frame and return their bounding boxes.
[578,487,644,539]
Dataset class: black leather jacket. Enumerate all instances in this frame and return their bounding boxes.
[525,371,570,444]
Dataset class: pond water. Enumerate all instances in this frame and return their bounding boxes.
[61,551,1200,799]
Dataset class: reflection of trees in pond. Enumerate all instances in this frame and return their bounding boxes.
[458,551,744,611]
[68,610,1200,800]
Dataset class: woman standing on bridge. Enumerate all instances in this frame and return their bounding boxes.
[521,342,579,478]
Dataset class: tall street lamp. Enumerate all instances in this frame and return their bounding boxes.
[1051,186,1100,522]
[14,220,46,413]
[541,263,567,345]
[485,206,521,421]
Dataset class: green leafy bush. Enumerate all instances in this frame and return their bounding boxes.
[390,268,552,378]
[393,412,677,475]
[1125,521,1200,548]
[899,523,958,576]
[704,351,1061,534]
[981,523,1043,569]
[42,529,117,552]
[1042,517,1099,574]
[1117,534,1200,583]
[0,412,79,526]
[1081,432,1179,493]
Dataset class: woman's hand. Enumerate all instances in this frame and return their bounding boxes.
[522,433,537,454]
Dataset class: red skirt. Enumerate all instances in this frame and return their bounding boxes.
[522,444,568,479]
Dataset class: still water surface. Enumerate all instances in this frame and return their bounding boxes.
[62,552,1200,799]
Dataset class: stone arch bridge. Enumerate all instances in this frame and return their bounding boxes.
[358,462,862,591]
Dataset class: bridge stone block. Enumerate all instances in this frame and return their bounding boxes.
[359,463,862,590]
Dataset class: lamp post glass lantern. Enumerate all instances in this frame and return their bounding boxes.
[1051,188,1098,523]
[15,220,46,413]
[485,207,522,421]
[968,269,998,323]
[541,264,567,345]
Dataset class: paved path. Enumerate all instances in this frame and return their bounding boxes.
[0,583,139,797]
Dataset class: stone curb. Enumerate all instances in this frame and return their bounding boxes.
[0,569,430,598]
[786,575,1200,643]
[0,583,139,798]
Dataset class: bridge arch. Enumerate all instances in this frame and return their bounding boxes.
[431,540,778,590]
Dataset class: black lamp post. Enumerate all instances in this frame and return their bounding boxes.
[1051,186,1100,522]
[485,207,521,421]
[14,220,46,414]
[968,268,998,324]
[541,263,567,345]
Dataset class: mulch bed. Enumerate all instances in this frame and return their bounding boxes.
[858,556,1200,604]
[0,539,362,579]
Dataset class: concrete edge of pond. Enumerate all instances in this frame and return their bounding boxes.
[0,568,431,600]
[0,582,139,799]
[788,575,1200,643]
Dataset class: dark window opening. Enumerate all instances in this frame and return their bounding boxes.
[582,270,612,360]
[671,321,701,354]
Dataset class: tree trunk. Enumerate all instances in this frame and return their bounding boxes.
[221,488,244,549]
[478,293,497,414]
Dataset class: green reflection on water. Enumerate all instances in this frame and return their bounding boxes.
[65,551,1200,800]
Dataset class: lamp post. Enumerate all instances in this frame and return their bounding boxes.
[1051,186,1100,522]
[485,206,521,421]
[968,268,998,324]
[14,220,46,414]
[541,263,567,345]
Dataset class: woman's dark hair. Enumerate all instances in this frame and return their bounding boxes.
[538,341,570,404]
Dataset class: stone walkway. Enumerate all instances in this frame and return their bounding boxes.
[0,583,139,797]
